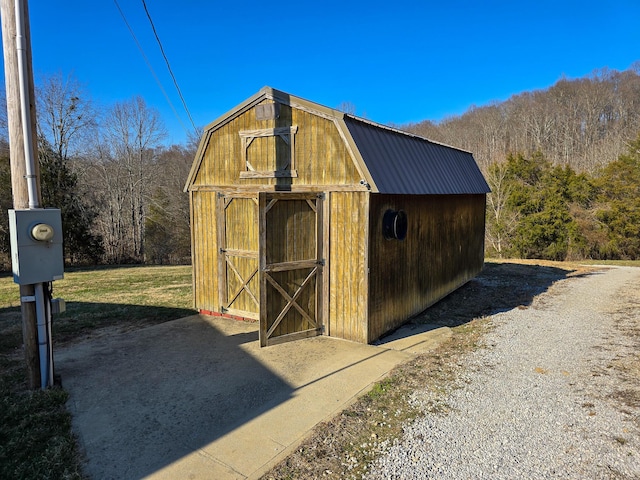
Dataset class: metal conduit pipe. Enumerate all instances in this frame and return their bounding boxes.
[15,0,51,388]
[14,0,38,209]
[34,283,51,387]
[46,285,54,385]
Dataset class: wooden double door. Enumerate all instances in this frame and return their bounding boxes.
[218,192,324,346]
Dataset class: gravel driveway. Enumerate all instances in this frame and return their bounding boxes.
[367,266,640,479]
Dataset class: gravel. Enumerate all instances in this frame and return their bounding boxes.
[366,266,640,479]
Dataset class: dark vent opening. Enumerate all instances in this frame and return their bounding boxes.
[382,209,407,240]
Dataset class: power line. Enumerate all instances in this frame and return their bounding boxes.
[141,0,198,137]
[112,0,190,137]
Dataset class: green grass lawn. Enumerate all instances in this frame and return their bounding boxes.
[0,265,195,479]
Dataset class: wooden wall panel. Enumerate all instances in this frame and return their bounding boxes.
[190,101,361,189]
[328,191,369,343]
[191,191,218,313]
[367,194,486,342]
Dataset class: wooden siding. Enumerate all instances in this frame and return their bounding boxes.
[367,194,486,342]
[190,101,361,189]
[328,191,369,343]
[191,191,219,313]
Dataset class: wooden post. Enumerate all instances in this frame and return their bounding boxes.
[1,0,42,389]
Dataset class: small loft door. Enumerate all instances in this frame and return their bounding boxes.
[259,192,324,346]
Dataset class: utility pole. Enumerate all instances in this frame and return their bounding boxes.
[1,0,43,389]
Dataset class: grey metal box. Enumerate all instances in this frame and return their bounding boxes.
[9,209,64,285]
[255,102,280,121]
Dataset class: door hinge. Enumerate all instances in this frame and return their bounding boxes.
[317,259,325,266]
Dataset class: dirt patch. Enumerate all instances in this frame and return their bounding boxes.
[262,260,594,480]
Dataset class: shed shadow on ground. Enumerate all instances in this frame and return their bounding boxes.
[55,314,293,479]
[50,302,197,345]
[407,261,593,330]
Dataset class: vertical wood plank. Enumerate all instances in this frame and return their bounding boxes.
[210,193,218,312]
[189,192,196,308]
[216,194,227,313]
[322,192,331,336]
[345,193,355,340]
[331,192,343,339]
[200,193,208,309]
[259,192,268,347]
[360,193,370,343]
[315,194,324,333]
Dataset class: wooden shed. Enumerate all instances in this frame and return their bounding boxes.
[185,87,490,347]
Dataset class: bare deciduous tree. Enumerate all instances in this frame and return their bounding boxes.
[404,67,640,174]
[484,160,518,256]
[146,144,195,264]
[90,97,166,263]
[36,72,96,163]
[35,73,102,263]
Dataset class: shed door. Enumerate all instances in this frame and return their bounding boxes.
[217,194,260,319]
[259,192,324,346]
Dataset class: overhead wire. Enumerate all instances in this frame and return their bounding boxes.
[140,0,199,137]
[112,0,191,138]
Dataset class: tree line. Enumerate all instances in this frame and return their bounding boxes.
[404,65,640,261]
[482,145,640,260]
[406,64,640,173]
[0,72,194,269]
[1,66,639,269]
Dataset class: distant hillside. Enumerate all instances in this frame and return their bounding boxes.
[403,64,640,172]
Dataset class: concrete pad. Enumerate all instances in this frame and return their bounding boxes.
[375,324,452,354]
[55,315,423,479]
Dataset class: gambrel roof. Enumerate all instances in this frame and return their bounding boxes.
[185,87,490,195]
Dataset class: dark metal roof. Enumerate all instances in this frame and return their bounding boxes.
[344,116,490,195]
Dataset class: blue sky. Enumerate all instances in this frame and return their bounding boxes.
[6,0,640,145]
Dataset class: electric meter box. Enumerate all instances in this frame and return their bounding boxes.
[8,209,64,285]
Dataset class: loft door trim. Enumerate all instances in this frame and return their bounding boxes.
[239,126,298,179]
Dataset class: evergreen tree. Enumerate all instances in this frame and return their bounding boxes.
[490,152,595,261]
[0,147,12,268]
[595,134,640,259]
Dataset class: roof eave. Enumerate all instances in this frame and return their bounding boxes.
[343,113,474,155]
